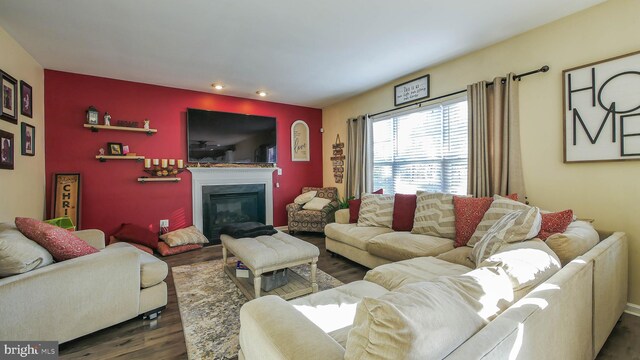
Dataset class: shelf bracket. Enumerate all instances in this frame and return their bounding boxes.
[90,126,99,132]
[99,157,107,162]
[146,131,153,136]
[136,158,144,162]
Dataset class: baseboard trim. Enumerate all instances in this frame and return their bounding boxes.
[275,225,288,232]
[624,303,640,317]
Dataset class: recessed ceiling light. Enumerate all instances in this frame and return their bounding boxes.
[212,83,224,90]
[256,90,267,97]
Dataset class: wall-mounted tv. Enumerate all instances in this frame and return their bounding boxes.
[187,109,277,164]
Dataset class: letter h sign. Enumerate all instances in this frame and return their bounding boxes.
[563,50,640,162]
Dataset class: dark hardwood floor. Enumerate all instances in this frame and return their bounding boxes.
[59,233,638,359]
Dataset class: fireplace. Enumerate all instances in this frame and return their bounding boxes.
[189,167,278,245]
[202,184,266,244]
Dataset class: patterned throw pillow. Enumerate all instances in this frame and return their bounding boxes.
[157,241,203,256]
[294,191,317,205]
[349,189,384,223]
[15,217,98,262]
[467,195,529,247]
[411,191,456,239]
[357,193,394,228]
[453,196,493,247]
[159,226,209,247]
[537,209,573,240]
[471,207,542,264]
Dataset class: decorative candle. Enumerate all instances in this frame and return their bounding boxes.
[144,159,151,168]
[177,159,184,168]
[169,159,175,166]
[161,159,168,168]
[152,158,159,166]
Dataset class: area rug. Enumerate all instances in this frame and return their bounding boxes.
[172,258,343,360]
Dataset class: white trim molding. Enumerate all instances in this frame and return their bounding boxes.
[624,303,640,317]
[188,167,278,232]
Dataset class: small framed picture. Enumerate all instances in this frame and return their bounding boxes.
[108,142,123,156]
[0,129,14,169]
[0,71,18,124]
[20,81,32,118]
[21,122,35,156]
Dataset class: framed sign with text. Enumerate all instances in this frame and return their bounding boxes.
[394,74,430,106]
[563,50,640,163]
[52,173,81,229]
[291,120,310,161]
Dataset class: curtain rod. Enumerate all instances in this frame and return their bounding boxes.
[369,65,549,118]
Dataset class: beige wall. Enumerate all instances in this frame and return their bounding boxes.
[322,0,640,303]
[0,25,45,220]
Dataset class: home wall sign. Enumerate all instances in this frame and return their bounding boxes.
[563,50,640,162]
[332,134,345,183]
[291,120,310,161]
[52,173,81,229]
[394,74,430,106]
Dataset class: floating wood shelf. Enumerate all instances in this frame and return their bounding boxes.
[137,177,181,183]
[84,124,157,135]
[96,155,145,162]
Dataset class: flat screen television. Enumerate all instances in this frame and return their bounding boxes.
[187,109,277,164]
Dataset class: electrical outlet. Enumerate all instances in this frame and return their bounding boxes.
[277,168,283,175]
[160,219,169,228]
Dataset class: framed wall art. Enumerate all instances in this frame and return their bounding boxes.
[291,120,310,161]
[20,81,32,118]
[394,74,430,106]
[108,142,123,155]
[21,122,35,156]
[0,129,14,170]
[563,50,640,163]
[0,70,18,124]
[52,173,81,229]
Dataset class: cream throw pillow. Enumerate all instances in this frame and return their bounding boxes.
[159,225,209,247]
[357,193,394,228]
[0,223,53,277]
[302,197,331,210]
[411,191,456,239]
[545,220,599,266]
[467,194,530,247]
[471,207,542,264]
[294,190,317,205]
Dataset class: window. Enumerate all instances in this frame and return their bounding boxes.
[372,97,468,195]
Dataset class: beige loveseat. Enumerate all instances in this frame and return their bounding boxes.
[239,229,627,359]
[0,223,168,343]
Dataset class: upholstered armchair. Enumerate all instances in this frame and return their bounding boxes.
[287,187,339,234]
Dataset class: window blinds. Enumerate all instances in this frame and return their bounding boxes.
[372,96,468,195]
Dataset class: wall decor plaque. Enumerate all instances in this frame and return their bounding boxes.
[563,50,640,162]
[394,74,430,106]
[332,134,345,183]
[52,173,81,229]
[291,120,310,161]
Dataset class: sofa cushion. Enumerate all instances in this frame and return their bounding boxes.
[302,197,331,211]
[15,217,98,261]
[391,193,417,231]
[467,195,530,247]
[538,209,574,240]
[159,225,208,247]
[479,239,561,297]
[345,280,487,360]
[0,222,53,277]
[545,220,599,266]
[115,223,159,249]
[471,207,541,264]
[107,242,168,288]
[364,256,470,291]
[324,223,393,251]
[411,191,456,239]
[436,246,475,268]
[294,190,317,205]
[367,232,454,262]
[349,189,383,223]
[357,193,394,228]
[453,196,493,247]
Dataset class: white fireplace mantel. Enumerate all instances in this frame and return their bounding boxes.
[189,167,278,232]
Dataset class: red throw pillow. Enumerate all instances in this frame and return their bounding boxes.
[349,188,384,223]
[109,236,154,255]
[392,194,417,231]
[114,223,159,249]
[453,196,493,247]
[157,241,202,256]
[15,217,99,261]
[538,210,573,240]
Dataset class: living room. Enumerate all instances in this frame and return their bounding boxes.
[0,0,638,359]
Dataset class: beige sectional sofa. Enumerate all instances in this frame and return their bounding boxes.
[0,223,168,343]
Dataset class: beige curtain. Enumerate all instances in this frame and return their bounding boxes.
[467,74,526,200]
[345,115,373,199]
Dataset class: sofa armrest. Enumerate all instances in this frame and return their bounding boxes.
[286,203,303,213]
[239,295,344,360]
[335,208,350,224]
[74,229,106,249]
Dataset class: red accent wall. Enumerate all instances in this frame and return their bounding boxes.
[44,70,322,235]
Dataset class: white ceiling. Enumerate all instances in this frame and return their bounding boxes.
[0,0,603,108]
